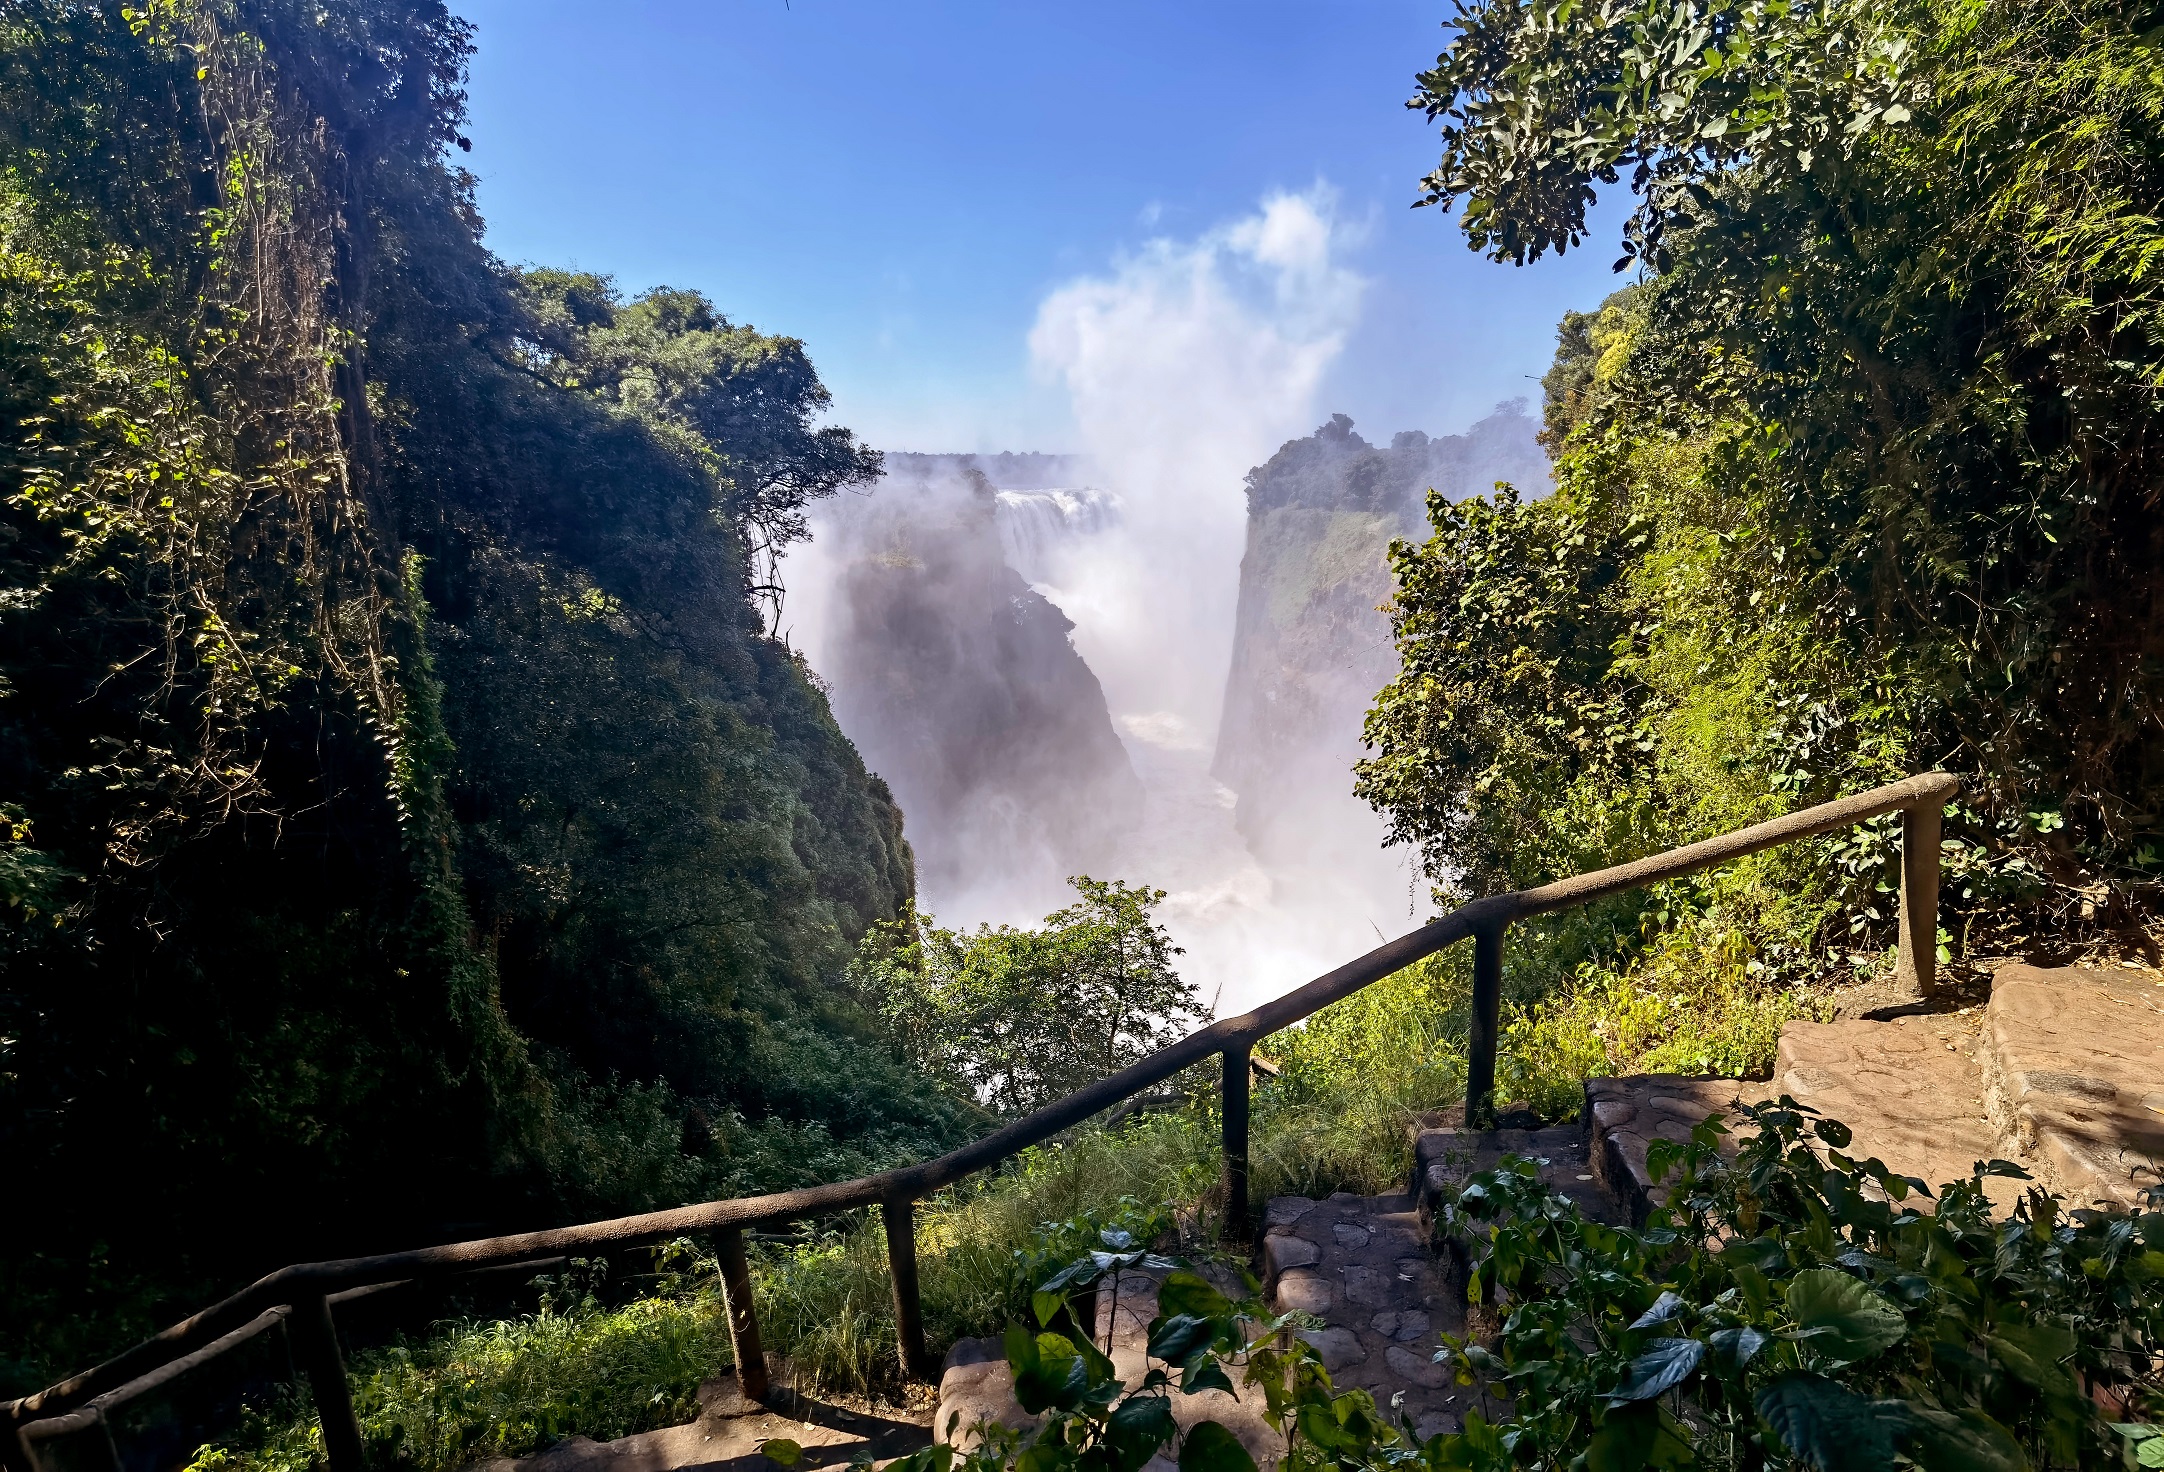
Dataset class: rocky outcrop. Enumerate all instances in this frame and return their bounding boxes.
[1213,406,1547,864]
[811,459,1139,910]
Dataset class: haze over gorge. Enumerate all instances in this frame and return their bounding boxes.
[785,404,1548,1015]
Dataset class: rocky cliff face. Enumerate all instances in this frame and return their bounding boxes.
[1214,405,1547,863]
[811,459,1140,912]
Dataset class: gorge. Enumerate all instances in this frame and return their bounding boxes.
[786,405,1548,1013]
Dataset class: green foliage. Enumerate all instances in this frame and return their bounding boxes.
[1425,1100,2164,1468]
[751,1114,1216,1401]
[1400,0,2164,900]
[914,1105,2161,1472]
[1256,954,1469,1198]
[1495,924,1832,1120]
[848,879,1203,1114]
[511,269,881,625]
[184,1118,1221,1472]
[900,1244,1403,1472]
[1410,0,1919,269]
[0,0,951,1386]
[184,1250,737,1472]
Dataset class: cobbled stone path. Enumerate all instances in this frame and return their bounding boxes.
[1261,1193,1464,1442]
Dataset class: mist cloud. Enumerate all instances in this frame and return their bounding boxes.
[1027,188,1366,733]
[1020,188,1426,1014]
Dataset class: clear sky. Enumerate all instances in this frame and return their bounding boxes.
[453,0,1632,454]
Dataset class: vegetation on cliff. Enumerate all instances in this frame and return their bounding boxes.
[1215,408,1544,867]
[0,0,973,1389]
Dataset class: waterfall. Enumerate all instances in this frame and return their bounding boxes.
[994,486,1120,584]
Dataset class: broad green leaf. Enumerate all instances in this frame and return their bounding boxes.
[1012,1332,1088,1415]
[1106,1393,1177,1469]
[1038,1257,1102,1294]
[1755,1372,1902,1472]
[758,1440,802,1468]
[1900,1406,2029,1472]
[1156,1271,1232,1320]
[1988,1321,2083,1416]
[1180,1357,1236,1397]
[1178,1420,1257,1472]
[1607,1336,1705,1401]
[2111,1426,2164,1469]
[1784,1268,1905,1363]
[1585,1402,1696,1472]
[1709,1325,1768,1374]
[1003,1321,1038,1376]
[1628,1290,1686,1329]
[1148,1313,1214,1363]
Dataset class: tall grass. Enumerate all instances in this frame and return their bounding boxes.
[1496,925,1833,1118]
[753,1111,1217,1397]
[185,1257,734,1472]
[181,1116,1222,1472]
[1252,952,1468,1199]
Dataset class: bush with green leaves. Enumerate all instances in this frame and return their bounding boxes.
[1431,1101,2164,1470]
[847,878,1203,1115]
[890,1101,2160,1472]
[860,1258,1366,1472]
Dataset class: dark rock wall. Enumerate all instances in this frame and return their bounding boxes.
[1214,405,1547,861]
[815,461,1140,907]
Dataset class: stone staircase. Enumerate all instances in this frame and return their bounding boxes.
[1587,963,2164,1222]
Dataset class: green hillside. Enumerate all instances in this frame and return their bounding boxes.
[0,0,977,1391]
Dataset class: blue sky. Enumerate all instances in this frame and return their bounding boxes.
[455,0,1631,453]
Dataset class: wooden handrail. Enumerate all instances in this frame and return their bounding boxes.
[2,772,1959,1472]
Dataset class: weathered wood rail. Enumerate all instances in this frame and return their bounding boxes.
[2,773,1960,1472]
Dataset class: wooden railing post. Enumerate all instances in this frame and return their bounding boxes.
[884,1197,931,1382]
[289,1295,366,1472]
[714,1228,768,1402]
[1467,920,1505,1128]
[1221,1042,1251,1242]
[1897,799,1944,1000]
[4,1416,38,1472]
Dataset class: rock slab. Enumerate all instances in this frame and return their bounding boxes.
[1983,963,2164,1211]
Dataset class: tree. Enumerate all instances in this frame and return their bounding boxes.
[0,0,957,1386]
[513,271,882,631]
[1382,0,2164,913]
[848,879,1202,1115]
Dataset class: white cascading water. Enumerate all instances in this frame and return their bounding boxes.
[984,475,1428,1019]
[993,488,1122,587]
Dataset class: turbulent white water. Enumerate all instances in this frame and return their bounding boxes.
[1003,480,1431,1017]
[994,487,1121,586]
[1105,711,1427,1018]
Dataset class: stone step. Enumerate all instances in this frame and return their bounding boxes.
[1583,963,2164,1223]
[476,1372,931,1472]
[1983,963,2164,1210]
[1260,1192,1465,1441]
[1409,1121,1622,1229]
